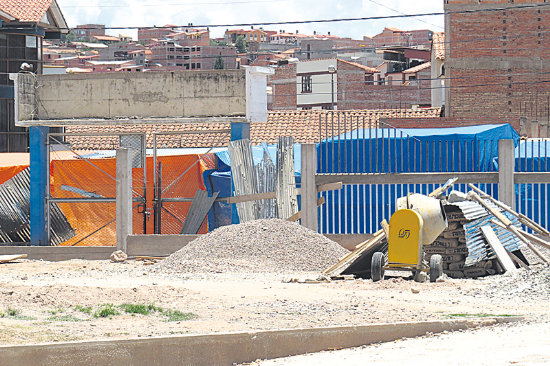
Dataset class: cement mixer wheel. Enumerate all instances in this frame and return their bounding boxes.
[429,254,443,283]
[371,252,385,282]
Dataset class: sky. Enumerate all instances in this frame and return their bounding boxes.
[56,0,444,40]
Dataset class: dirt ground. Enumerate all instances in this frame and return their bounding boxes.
[0,258,548,346]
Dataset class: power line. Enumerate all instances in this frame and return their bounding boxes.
[60,0,287,7]
[19,2,550,30]
[364,0,443,30]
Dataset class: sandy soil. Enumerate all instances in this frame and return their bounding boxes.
[0,258,548,346]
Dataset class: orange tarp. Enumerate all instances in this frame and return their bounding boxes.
[0,153,29,185]
[51,154,215,246]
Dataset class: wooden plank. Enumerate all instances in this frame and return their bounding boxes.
[467,192,549,263]
[428,177,458,197]
[217,182,343,205]
[315,172,499,186]
[469,184,550,237]
[0,254,28,263]
[380,220,390,241]
[480,225,516,273]
[135,256,166,261]
[323,230,385,276]
[286,197,326,222]
[505,249,530,270]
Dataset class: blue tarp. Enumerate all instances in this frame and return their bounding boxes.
[204,124,522,234]
[317,124,520,234]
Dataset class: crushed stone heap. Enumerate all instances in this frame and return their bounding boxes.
[154,219,349,273]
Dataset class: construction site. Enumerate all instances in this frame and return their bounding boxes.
[0,66,548,365]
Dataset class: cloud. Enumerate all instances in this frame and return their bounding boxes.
[57,0,444,40]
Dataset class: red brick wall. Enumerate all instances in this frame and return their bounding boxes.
[445,0,550,125]
[337,60,431,109]
[271,65,297,110]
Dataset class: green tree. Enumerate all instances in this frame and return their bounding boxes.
[235,35,247,53]
[214,55,224,69]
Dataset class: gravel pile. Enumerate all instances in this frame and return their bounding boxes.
[153,219,348,273]
[464,265,550,302]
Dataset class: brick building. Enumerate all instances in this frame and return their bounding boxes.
[150,41,237,70]
[371,27,433,48]
[138,25,178,44]
[72,24,105,42]
[444,0,550,124]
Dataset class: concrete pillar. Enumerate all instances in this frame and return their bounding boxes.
[530,121,539,138]
[519,117,528,136]
[116,148,132,252]
[29,126,49,246]
[498,139,515,210]
[301,144,318,232]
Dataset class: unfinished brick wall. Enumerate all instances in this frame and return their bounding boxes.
[445,0,550,124]
[270,64,297,110]
[337,60,431,110]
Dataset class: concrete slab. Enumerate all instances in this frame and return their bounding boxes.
[0,317,521,366]
[0,246,113,261]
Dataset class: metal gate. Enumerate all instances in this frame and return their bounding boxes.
[152,129,230,234]
[47,132,146,246]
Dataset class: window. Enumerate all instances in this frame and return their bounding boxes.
[184,55,189,60]
[176,63,183,66]
[301,75,312,93]
[176,55,182,59]
[168,55,174,59]
[196,47,201,51]
[408,75,416,81]
[184,63,190,69]
[168,47,175,51]
[191,47,196,52]
[197,63,201,69]
[365,74,374,85]
[191,63,196,69]
[184,47,190,52]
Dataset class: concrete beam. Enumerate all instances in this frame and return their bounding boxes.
[126,235,198,257]
[301,144,318,231]
[0,317,521,366]
[116,148,132,253]
[498,139,515,210]
[315,172,500,186]
[0,246,113,261]
[16,117,247,128]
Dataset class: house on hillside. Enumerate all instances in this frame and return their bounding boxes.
[0,0,68,152]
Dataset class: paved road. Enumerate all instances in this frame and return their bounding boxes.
[253,322,550,366]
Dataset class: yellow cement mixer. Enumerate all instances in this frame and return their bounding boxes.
[371,194,447,283]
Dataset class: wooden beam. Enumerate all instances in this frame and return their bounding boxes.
[468,192,549,263]
[480,225,516,273]
[469,184,550,237]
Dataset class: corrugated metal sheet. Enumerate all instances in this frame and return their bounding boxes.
[256,145,277,219]
[463,211,525,266]
[180,189,219,234]
[0,169,75,245]
[448,199,501,220]
[276,136,298,220]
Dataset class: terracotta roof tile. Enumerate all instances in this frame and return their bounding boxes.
[338,59,379,73]
[64,109,441,150]
[403,62,431,74]
[0,0,53,22]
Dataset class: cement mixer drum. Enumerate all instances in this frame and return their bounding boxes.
[396,193,448,245]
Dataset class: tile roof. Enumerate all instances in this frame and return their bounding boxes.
[63,108,441,150]
[338,59,379,73]
[403,62,431,74]
[432,32,445,61]
[0,0,53,22]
